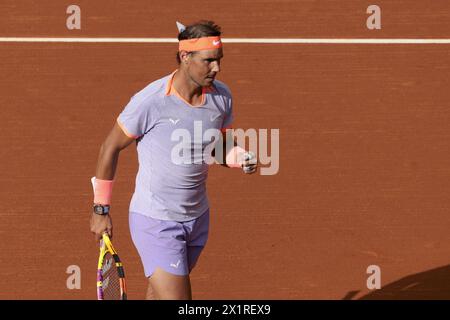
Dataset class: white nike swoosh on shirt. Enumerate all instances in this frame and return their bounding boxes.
[169,118,180,124]
[210,114,221,121]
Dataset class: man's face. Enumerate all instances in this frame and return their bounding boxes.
[185,48,223,87]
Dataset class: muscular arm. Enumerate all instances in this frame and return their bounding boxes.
[90,121,136,240]
[214,129,235,168]
[95,122,136,179]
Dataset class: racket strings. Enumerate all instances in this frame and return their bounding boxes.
[102,253,122,300]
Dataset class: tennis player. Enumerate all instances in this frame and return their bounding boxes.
[90,20,257,300]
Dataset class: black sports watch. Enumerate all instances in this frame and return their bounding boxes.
[93,204,110,215]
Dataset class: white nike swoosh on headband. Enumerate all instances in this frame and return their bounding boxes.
[213,40,221,45]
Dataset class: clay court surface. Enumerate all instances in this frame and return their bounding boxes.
[0,1,449,299]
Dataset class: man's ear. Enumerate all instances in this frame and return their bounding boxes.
[179,50,191,64]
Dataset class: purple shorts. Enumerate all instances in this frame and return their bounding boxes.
[129,209,210,277]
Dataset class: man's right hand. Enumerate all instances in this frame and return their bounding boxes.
[90,213,113,241]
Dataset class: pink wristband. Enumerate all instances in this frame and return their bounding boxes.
[226,146,246,168]
[91,177,114,205]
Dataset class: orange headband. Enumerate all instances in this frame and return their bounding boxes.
[179,36,222,52]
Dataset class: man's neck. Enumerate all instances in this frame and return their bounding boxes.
[172,69,203,104]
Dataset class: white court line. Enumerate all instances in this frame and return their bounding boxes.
[0,37,449,44]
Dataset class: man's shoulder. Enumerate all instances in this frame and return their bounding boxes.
[212,79,232,98]
[130,73,171,104]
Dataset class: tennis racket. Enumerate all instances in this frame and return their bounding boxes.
[97,232,127,300]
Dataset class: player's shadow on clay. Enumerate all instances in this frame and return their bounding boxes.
[342,264,450,300]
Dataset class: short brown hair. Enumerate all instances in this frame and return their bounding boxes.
[176,20,222,64]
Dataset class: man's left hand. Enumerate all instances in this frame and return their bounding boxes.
[241,151,257,174]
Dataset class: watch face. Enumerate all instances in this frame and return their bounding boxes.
[94,205,104,214]
[94,204,109,215]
